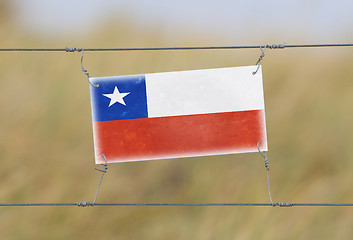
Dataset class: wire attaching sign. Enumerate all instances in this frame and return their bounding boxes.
[89,65,268,164]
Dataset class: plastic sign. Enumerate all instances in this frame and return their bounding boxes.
[89,66,267,164]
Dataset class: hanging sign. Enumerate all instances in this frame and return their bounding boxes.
[89,66,267,164]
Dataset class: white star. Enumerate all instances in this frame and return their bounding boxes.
[103,86,130,107]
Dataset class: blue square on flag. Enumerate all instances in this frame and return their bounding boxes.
[90,75,148,122]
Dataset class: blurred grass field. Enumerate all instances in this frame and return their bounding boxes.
[1,9,353,240]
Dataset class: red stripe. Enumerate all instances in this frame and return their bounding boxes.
[93,110,267,163]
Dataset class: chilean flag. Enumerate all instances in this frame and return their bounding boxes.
[90,66,267,164]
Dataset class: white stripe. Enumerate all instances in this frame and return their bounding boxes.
[145,66,264,118]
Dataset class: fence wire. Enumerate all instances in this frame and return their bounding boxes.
[0,43,352,52]
[1,202,353,207]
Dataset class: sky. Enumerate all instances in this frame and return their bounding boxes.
[10,0,353,43]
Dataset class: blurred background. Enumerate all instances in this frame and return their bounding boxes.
[1,0,353,239]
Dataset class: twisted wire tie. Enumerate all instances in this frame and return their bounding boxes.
[65,47,99,87]
[275,202,294,207]
[266,44,286,49]
[257,142,274,205]
[65,47,82,52]
[92,154,109,206]
[252,43,285,74]
[76,202,92,207]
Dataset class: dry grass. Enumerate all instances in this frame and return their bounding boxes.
[1,19,353,240]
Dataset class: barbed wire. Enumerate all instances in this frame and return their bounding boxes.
[0,43,352,52]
